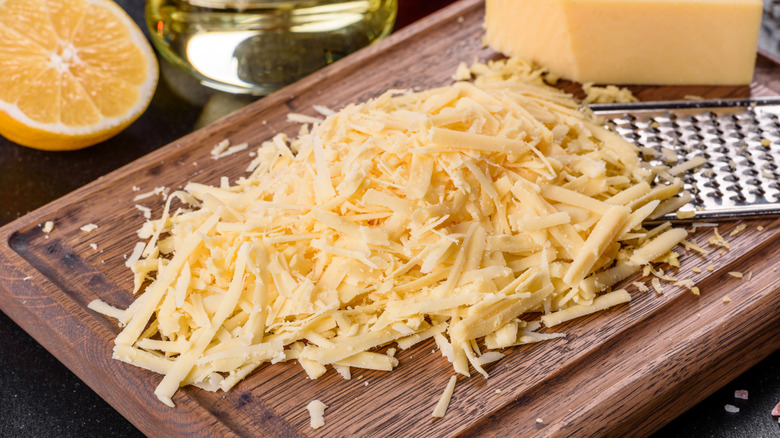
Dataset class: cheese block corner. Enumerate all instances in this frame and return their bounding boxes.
[485,0,764,86]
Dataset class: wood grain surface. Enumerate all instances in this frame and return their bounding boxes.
[1,1,778,436]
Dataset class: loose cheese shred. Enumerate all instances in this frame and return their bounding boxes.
[676,210,695,220]
[212,142,249,160]
[730,224,747,237]
[133,186,167,202]
[88,299,125,320]
[668,156,706,176]
[80,223,98,232]
[433,376,458,418]
[681,239,709,255]
[92,57,690,408]
[651,277,664,295]
[307,400,328,429]
[541,289,631,327]
[708,228,730,249]
[210,139,230,156]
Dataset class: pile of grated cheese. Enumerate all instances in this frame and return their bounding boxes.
[90,57,691,408]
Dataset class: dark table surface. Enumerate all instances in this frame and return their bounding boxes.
[1,1,778,437]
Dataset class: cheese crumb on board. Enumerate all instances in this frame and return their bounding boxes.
[708,228,730,250]
[42,221,54,233]
[432,376,458,418]
[307,400,328,429]
[728,272,743,279]
[80,223,98,232]
[729,224,747,237]
[91,57,690,408]
[724,404,739,413]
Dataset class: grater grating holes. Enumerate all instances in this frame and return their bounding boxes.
[593,98,780,220]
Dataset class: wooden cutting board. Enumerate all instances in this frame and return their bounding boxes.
[1,1,778,436]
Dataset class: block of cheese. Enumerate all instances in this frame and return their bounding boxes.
[485,0,763,85]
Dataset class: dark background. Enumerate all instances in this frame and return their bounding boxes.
[0,1,778,437]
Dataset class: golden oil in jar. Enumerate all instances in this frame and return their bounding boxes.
[146,0,397,94]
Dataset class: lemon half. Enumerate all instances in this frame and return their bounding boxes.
[0,0,158,151]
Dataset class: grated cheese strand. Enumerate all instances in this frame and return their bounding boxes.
[432,376,458,418]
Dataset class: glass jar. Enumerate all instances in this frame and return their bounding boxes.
[146,0,397,95]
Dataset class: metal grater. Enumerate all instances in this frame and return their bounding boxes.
[591,98,780,221]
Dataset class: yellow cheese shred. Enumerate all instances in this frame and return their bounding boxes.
[90,57,690,409]
[432,375,458,418]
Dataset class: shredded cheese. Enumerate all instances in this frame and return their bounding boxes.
[708,227,730,249]
[212,142,249,160]
[730,224,747,237]
[132,186,167,202]
[80,223,98,232]
[432,376,458,418]
[91,57,690,409]
[582,82,638,105]
[88,299,125,320]
[307,400,327,429]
